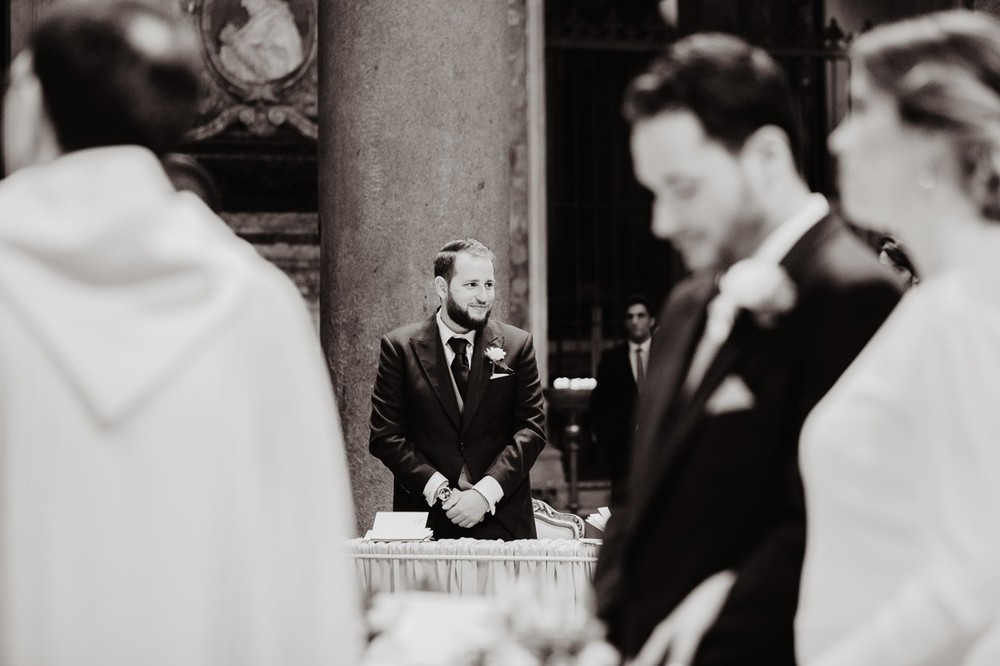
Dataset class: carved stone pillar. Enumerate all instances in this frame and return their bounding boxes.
[319,2,526,533]
[8,0,51,59]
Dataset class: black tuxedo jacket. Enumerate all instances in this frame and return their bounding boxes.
[594,216,902,664]
[589,342,639,502]
[369,314,546,540]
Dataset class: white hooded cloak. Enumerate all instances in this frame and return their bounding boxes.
[0,146,362,665]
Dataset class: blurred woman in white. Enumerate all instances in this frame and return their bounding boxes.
[796,10,1000,666]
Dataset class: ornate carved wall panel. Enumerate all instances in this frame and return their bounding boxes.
[173,0,319,313]
[183,0,318,141]
[12,0,318,140]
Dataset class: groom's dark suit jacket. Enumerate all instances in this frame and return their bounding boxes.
[369,315,546,540]
[594,215,902,664]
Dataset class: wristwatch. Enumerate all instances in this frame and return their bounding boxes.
[435,485,452,506]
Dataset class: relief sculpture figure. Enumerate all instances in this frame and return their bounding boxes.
[219,0,303,83]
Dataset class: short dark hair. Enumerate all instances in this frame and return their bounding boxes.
[623,33,801,159]
[433,238,495,283]
[29,0,202,156]
[624,294,652,316]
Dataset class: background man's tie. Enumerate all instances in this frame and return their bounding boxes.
[635,347,645,390]
[448,337,470,397]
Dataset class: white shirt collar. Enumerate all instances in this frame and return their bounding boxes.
[628,338,651,354]
[436,309,475,353]
[753,193,830,264]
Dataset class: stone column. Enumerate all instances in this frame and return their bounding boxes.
[319,2,515,533]
[8,0,49,59]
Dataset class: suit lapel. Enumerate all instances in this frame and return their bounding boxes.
[781,213,838,281]
[626,215,841,537]
[653,312,759,466]
[410,315,461,429]
[627,276,715,511]
[460,322,497,433]
[673,217,838,430]
[618,345,638,389]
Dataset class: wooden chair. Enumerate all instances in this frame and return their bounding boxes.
[532,498,585,539]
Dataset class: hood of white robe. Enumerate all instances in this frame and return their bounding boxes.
[0,146,255,424]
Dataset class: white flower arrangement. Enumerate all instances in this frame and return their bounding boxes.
[363,588,619,666]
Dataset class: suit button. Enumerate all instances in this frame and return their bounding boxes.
[459,442,465,449]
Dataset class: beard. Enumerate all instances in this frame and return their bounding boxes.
[446,293,492,331]
[717,188,767,270]
[718,219,766,269]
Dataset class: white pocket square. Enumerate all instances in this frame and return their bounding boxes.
[705,374,755,415]
[490,372,513,380]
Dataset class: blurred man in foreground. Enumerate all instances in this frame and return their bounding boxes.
[593,34,901,665]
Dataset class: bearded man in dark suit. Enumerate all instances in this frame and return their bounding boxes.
[369,238,546,540]
[593,34,902,665]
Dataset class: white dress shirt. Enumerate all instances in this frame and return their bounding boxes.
[683,194,830,394]
[421,311,504,513]
[628,338,651,383]
[754,193,829,263]
[437,314,475,410]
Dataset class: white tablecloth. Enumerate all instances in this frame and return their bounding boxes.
[348,538,600,609]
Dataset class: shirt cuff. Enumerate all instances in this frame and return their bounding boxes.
[423,472,449,507]
[472,475,504,515]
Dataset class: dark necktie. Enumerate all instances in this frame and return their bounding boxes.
[635,347,645,390]
[448,337,470,397]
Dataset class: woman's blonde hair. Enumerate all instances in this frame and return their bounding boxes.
[854,10,1000,220]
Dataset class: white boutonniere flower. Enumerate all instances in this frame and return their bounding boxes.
[706,259,798,342]
[485,345,513,373]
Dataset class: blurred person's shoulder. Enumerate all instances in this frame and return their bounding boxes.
[799,215,903,295]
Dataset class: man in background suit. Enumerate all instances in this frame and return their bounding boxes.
[593,34,902,665]
[589,295,654,504]
[369,238,546,540]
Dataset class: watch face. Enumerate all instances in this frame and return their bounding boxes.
[437,487,452,503]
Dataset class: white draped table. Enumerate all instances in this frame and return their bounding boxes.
[348,538,601,609]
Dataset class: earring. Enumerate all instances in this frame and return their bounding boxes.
[917,163,936,191]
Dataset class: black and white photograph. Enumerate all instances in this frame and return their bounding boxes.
[0,0,998,664]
